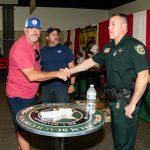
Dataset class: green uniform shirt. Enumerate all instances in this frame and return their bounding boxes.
[92,34,149,89]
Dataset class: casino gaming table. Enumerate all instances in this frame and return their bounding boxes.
[16,103,105,150]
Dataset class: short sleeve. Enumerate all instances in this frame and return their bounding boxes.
[66,47,74,63]
[12,43,34,69]
[131,42,149,73]
[92,46,107,65]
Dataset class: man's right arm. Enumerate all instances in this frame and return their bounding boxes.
[69,58,97,75]
[21,68,68,82]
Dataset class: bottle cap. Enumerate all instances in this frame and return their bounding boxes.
[90,84,94,87]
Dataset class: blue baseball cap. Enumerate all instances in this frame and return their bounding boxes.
[25,17,42,29]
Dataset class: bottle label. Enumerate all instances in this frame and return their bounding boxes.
[87,92,96,99]
[86,103,96,114]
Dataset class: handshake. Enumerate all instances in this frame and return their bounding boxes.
[58,68,71,81]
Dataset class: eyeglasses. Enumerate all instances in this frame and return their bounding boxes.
[34,49,40,62]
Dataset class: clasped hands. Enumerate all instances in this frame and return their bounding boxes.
[58,68,70,81]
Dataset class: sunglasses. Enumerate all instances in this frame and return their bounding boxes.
[34,49,40,62]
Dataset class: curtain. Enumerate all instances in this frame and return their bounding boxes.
[74,28,80,57]
[98,20,109,85]
[70,30,75,52]
[127,14,133,36]
[98,20,109,50]
[133,10,150,122]
[67,30,70,41]
[62,31,68,44]
[146,10,150,65]
[133,11,146,45]
[128,10,150,64]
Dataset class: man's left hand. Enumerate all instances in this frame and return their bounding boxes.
[125,103,136,119]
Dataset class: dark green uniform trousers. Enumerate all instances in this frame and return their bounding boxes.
[109,98,140,150]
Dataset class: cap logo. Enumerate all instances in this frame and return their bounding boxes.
[25,18,41,29]
[32,19,38,25]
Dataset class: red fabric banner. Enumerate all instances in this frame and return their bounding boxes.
[98,20,109,50]
[74,28,80,57]
[67,30,70,42]
[146,10,150,65]
[127,14,133,36]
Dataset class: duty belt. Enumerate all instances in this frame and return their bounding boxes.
[104,88,133,104]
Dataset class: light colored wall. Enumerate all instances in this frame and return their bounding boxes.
[14,31,47,47]
[109,0,150,16]
[14,7,108,46]
[0,6,2,28]
[13,7,109,31]
[0,6,2,49]
[0,6,109,47]
[0,0,150,32]
[0,0,150,47]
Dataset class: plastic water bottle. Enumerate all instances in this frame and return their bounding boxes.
[86,84,97,114]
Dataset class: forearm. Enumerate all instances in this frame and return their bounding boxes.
[68,61,76,85]
[70,58,96,75]
[70,76,76,85]
[130,70,149,106]
[26,70,60,82]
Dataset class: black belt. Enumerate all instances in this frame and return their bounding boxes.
[104,88,133,103]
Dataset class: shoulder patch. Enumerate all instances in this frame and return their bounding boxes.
[134,44,145,55]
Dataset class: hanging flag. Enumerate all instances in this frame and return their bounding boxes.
[30,0,36,15]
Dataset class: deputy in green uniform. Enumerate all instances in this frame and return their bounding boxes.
[69,13,149,150]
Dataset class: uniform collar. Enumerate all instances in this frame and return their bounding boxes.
[111,33,129,48]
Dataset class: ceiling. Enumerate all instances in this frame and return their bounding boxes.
[17,0,136,10]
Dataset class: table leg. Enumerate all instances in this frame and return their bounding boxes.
[55,137,64,150]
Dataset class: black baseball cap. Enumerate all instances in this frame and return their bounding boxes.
[46,27,60,36]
